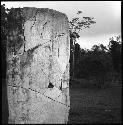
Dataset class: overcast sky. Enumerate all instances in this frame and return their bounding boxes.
[1,1,121,49]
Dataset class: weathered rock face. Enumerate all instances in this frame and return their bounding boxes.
[7,8,70,124]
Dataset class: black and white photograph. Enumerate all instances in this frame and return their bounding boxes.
[1,1,121,124]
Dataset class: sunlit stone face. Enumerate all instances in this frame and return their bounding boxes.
[7,7,70,124]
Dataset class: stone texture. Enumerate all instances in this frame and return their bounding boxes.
[7,8,70,124]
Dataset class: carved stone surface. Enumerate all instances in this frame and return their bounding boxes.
[7,8,70,124]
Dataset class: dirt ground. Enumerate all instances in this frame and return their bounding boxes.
[68,83,122,124]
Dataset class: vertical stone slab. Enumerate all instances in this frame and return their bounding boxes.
[7,8,70,124]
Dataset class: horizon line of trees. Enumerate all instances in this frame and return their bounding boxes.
[70,35,122,86]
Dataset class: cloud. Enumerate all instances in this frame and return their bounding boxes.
[77,1,121,38]
[77,33,121,49]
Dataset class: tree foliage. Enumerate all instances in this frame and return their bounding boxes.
[73,35,122,87]
[69,11,96,35]
[69,11,96,78]
[108,36,122,73]
[74,43,81,60]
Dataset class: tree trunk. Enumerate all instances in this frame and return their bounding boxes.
[7,8,70,124]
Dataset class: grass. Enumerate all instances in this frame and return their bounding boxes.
[68,79,122,124]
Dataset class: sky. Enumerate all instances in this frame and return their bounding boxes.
[1,1,121,49]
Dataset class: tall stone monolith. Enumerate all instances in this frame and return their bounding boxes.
[7,8,70,124]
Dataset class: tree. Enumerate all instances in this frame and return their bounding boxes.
[108,35,122,73]
[91,44,108,53]
[69,11,96,35]
[91,45,100,52]
[99,44,109,52]
[69,11,96,78]
[74,43,81,60]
